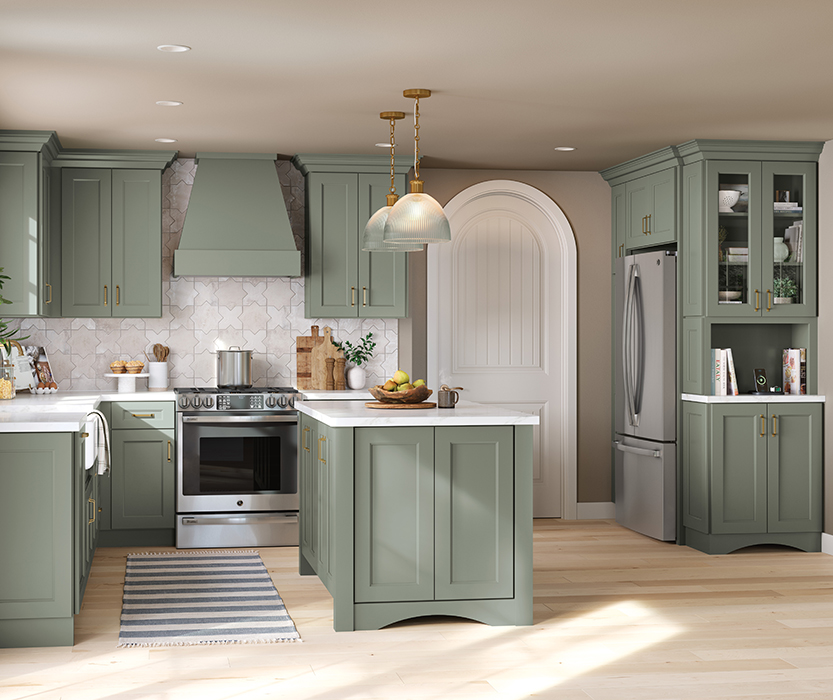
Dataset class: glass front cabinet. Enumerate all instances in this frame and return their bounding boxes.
[706,160,817,318]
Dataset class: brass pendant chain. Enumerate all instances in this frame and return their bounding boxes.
[389,116,396,195]
[413,95,421,181]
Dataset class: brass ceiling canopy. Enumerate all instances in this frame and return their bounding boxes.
[380,111,406,120]
[403,89,431,99]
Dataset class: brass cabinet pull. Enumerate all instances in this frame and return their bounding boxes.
[303,426,310,451]
[88,497,96,525]
[116,285,120,306]
[646,213,651,235]
[772,414,777,437]
[363,286,367,307]
[167,441,172,462]
[760,414,766,438]
[641,215,647,235]
[766,289,772,312]
[104,285,108,306]
[132,413,155,418]
[754,289,760,312]
[619,243,624,257]
[81,432,89,438]
[45,283,52,304]
[351,286,356,307]
[318,436,327,464]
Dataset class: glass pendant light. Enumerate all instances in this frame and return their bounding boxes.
[383,89,451,245]
[362,111,423,252]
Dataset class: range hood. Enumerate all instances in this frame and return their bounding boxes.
[173,153,301,277]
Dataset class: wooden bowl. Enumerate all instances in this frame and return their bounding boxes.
[369,384,433,404]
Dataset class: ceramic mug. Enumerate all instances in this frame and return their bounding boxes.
[438,385,461,408]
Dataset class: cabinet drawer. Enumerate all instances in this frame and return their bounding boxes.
[109,401,174,430]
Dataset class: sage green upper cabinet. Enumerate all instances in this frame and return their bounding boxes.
[62,168,162,317]
[0,131,62,317]
[701,159,817,318]
[625,168,676,249]
[601,146,679,255]
[292,155,410,318]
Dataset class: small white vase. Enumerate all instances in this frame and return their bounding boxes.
[773,237,789,263]
[346,366,367,390]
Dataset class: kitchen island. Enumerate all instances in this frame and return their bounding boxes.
[295,399,538,632]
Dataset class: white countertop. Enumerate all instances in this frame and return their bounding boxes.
[682,393,826,404]
[298,389,373,401]
[0,390,176,433]
[296,399,539,428]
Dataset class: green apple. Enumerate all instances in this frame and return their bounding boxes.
[392,369,410,385]
[382,379,397,391]
[397,382,413,392]
[412,379,426,388]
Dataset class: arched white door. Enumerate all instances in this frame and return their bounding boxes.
[427,180,577,518]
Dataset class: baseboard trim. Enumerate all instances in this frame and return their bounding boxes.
[822,532,833,556]
[575,501,615,520]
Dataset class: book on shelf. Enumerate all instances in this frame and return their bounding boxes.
[711,348,737,396]
[726,247,748,255]
[774,207,803,214]
[782,348,805,395]
[785,221,803,262]
[726,254,748,263]
[726,348,739,396]
[774,201,800,209]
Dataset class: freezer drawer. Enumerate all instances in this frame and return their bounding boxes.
[614,437,676,541]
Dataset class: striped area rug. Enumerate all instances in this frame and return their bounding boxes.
[117,550,300,647]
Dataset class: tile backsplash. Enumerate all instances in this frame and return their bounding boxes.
[16,158,399,391]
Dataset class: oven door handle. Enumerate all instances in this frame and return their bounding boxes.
[180,415,298,423]
[181,514,299,525]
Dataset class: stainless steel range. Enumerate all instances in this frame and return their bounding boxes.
[175,386,300,548]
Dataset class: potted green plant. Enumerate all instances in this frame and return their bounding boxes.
[773,276,797,304]
[332,332,376,389]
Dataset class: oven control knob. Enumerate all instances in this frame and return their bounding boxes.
[178,396,190,409]
[265,395,278,408]
[277,395,288,408]
[192,396,202,408]
[203,396,214,409]
[237,500,244,507]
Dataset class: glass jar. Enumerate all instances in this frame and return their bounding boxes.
[0,359,15,400]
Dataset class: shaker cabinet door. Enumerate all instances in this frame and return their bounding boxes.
[354,427,435,603]
[61,168,112,317]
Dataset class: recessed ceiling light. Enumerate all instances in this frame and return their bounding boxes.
[157,44,191,53]
[154,138,177,143]
[554,146,576,151]
[375,143,397,148]
[156,100,183,107]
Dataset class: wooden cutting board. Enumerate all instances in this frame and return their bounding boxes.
[365,402,438,409]
[310,327,344,390]
[296,326,324,390]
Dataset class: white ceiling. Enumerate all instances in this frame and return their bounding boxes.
[2,0,833,171]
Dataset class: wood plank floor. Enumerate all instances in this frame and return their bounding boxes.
[5,519,833,699]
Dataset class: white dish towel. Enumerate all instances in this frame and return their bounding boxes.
[86,410,111,475]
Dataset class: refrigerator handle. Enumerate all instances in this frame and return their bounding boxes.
[632,271,644,420]
[613,440,661,459]
[623,263,639,427]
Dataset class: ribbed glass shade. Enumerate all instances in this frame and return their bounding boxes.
[383,191,451,244]
[362,205,423,252]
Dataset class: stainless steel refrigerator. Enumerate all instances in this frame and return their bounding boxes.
[614,251,676,541]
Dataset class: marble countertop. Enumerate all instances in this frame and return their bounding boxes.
[682,393,826,404]
[0,390,177,433]
[296,399,539,428]
[298,389,373,401]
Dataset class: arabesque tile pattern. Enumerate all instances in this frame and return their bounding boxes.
[17,159,399,390]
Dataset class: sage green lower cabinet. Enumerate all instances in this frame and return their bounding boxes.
[0,432,86,648]
[299,419,532,631]
[110,429,175,530]
[101,401,176,546]
[682,401,822,554]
